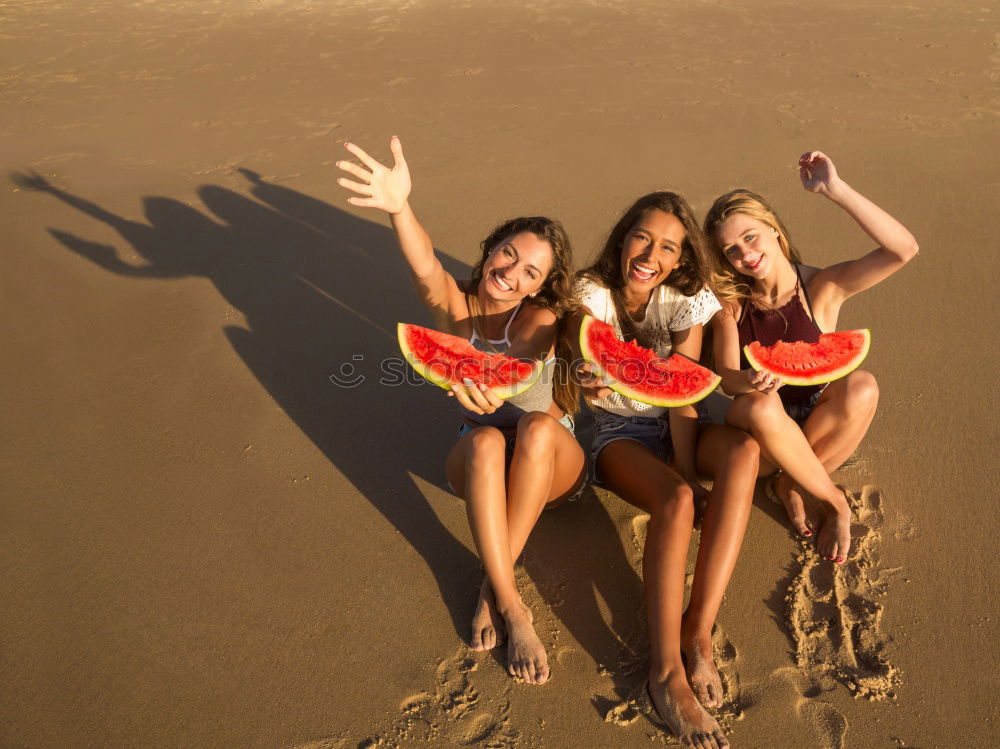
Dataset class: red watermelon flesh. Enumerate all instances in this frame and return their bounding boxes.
[397,323,542,398]
[743,329,871,386]
[579,316,720,407]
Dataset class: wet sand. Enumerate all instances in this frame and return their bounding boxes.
[2,1,998,746]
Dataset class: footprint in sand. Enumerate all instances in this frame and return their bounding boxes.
[784,485,900,701]
[798,699,849,749]
[604,624,745,734]
[311,647,523,748]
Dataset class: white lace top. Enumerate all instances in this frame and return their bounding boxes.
[575,277,721,418]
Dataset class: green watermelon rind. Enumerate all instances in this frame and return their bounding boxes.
[397,322,543,399]
[743,329,871,386]
[578,315,721,408]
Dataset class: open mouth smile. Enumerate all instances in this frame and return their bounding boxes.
[489,269,513,292]
[629,262,657,283]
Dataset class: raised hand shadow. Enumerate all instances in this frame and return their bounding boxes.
[13,168,477,637]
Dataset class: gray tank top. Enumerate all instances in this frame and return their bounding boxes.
[458,301,556,429]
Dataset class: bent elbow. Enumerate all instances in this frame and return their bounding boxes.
[721,382,741,398]
[900,237,919,262]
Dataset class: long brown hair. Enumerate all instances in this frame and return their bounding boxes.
[579,191,711,345]
[467,216,579,415]
[702,188,802,306]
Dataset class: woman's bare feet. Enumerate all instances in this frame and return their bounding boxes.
[681,634,724,708]
[815,493,852,564]
[501,600,549,684]
[648,671,729,748]
[470,578,505,651]
[769,473,818,538]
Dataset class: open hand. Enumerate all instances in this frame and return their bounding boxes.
[798,151,841,195]
[10,170,53,192]
[337,136,411,214]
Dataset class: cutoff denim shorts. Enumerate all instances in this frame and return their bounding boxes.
[786,388,825,427]
[590,410,673,465]
[457,412,575,448]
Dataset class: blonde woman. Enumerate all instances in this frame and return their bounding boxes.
[704,151,918,564]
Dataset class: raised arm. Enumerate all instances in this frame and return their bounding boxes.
[337,137,463,325]
[799,151,919,302]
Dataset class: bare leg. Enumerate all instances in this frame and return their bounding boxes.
[599,440,729,748]
[499,413,584,683]
[469,577,504,651]
[773,371,879,535]
[727,391,852,563]
[803,370,879,472]
[681,426,758,709]
[445,414,585,683]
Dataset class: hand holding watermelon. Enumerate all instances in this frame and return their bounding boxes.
[743,330,870,386]
[746,367,782,394]
[397,323,544,415]
[337,136,412,215]
[445,378,505,416]
[575,361,614,403]
[578,316,720,407]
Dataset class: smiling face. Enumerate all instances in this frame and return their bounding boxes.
[619,209,686,295]
[714,213,785,280]
[479,231,554,302]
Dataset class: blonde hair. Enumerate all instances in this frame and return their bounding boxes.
[702,189,802,305]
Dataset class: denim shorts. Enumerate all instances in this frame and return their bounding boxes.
[457,412,575,449]
[590,409,673,465]
[786,388,825,427]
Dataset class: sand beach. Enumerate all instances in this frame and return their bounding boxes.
[2,1,998,746]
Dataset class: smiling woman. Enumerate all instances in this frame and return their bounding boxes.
[704,151,919,564]
[336,136,586,686]
[483,239,546,295]
[566,191,760,749]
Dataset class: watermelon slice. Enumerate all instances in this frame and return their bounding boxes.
[743,329,871,386]
[397,322,543,398]
[578,315,720,407]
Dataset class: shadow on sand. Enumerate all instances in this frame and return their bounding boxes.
[13,168,647,700]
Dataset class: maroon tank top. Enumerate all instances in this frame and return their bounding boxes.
[737,265,824,408]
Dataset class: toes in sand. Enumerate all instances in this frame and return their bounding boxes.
[769,473,814,538]
[682,636,724,709]
[470,578,505,651]
[816,495,852,563]
[647,671,729,748]
[503,601,549,684]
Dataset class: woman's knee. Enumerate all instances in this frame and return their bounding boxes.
[845,370,879,412]
[719,427,761,471]
[728,391,785,429]
[467,426,507,463]
[515,411,559,451]
[825,370,879,418]
[651,482,695,520]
